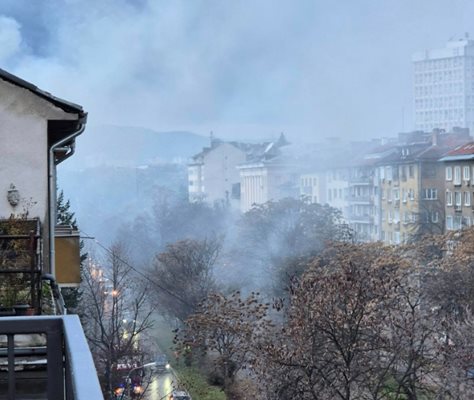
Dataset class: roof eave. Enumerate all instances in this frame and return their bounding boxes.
[0,68,85,117]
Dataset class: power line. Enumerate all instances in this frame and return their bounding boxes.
[80,230,192,307]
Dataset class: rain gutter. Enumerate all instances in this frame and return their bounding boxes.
[48,115,87,286]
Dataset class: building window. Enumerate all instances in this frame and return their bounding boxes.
[446,166,453,181]
[463,216,471,227]
[394,210,400,223]
[464,166,471,181]
[422,188,438,200]
[328,190,332,201]
[454,216,463,230]
[446,216,453,230]
[386,166,392,181]
[432,212,439,223]
[454,166,461,185]
[409,189,415,201]
[387,189,392,202]
[403,212,409,224]
[455,191,462,206]
[393,188,400,201]
[402,189,407,203]
[409,165,414,178]
[465,191,471,206]
[446,190,453,206]
[393,231,401,244]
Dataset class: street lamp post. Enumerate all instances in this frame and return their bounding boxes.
[119,362,157,400]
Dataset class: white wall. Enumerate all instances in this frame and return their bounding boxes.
[239,164,267,212]
[191,142,247,208]
[0,79,76,222]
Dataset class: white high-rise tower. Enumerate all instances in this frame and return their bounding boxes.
[413,36,474,133]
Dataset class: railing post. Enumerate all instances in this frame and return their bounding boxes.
[8,334,15,400]
[47,320,64,399]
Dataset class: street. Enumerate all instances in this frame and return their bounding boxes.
[144,371,175,400]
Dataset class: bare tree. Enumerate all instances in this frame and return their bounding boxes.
[148,237,221,323]
[250,243,447,400]
[177,291,270,389]
[79,241,155,399]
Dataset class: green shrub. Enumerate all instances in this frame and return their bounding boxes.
[175,367,226,400]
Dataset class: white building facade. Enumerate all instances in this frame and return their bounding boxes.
[188,141,247,209]
[239,162,298,213]
[299,173,325,204]
[413,38,474,133]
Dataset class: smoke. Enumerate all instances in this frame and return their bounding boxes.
[0,16,22,62]
[1,0,473,140]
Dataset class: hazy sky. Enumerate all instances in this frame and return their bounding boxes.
[1,0,473,142]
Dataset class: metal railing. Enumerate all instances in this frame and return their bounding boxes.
[0,219,42,314]
[0,315,103,399]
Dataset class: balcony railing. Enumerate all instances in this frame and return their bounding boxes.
[349,177,372,185]
[0,219,41,314]
[348,195,373,203]
[0,315,103,399]
[348,214,374,223]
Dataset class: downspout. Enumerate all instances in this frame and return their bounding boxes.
[48,119,86,283]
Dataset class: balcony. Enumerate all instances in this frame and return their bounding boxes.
[55,226,81,287]
[0,315,103,399]
[349,177,372,185]
[348,195,373,204]
[0,219,42,314]
[348,214,374,224]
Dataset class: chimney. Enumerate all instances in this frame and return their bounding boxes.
[432,129,439,146]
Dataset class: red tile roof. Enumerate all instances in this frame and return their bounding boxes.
[445,142,474,156]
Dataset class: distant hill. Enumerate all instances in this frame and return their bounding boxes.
[64,125,209,169]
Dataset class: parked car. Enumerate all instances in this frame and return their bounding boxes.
[169,390,192,400]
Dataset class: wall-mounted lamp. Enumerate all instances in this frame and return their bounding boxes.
[7,184,20,207]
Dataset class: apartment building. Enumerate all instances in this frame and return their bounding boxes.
[188,137,268,209]
[347,160,382,242]
[413,37,474,133]
[300,173,324,204]
[323,167,350,219]
[439,142,474,230]
[380,130,470,244]
[237,134,295,212]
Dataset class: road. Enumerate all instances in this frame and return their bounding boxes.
[144,371,175,400]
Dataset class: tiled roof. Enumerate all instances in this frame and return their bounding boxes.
[444,142,474,156]
[439,142,474,161]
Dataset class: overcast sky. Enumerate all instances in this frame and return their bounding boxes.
[1,0,473,142]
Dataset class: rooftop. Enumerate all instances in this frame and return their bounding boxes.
[439,142,474,161]
[0,68,85,117]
